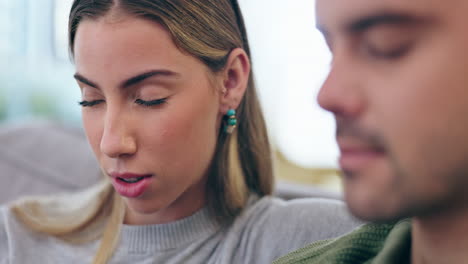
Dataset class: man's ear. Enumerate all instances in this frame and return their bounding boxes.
[219,48,250,114]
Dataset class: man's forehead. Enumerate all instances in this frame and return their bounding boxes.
[315,0,452,33]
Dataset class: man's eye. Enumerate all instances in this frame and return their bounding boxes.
[135,98,168,107]
[78,100,105,107]
[365,43,413,60]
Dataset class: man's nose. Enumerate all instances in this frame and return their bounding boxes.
[317,55,365,118]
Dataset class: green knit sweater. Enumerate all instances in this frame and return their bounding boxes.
[273,219,412,264]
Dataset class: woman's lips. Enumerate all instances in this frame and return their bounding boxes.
[109,172,153,198]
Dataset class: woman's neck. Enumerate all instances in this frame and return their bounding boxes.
[124,183,207,225]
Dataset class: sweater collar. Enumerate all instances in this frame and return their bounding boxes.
[273,219,412,264]
[117,207,221,253]
[372,219,412,264]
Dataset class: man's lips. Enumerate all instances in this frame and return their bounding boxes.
[338,140,386,172]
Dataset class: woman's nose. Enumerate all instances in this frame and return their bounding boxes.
[100,112,137,159]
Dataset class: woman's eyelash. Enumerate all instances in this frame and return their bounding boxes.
[78,98,167,107]
[79,100,105,107]
[135,98,167,107]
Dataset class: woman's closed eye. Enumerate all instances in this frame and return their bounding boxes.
[79,98,168,108]
[135,98,168,107]
[79,99,105,107]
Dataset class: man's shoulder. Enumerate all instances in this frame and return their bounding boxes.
[273,220,408,264]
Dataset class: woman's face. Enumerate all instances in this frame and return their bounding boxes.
[73,16,223,225]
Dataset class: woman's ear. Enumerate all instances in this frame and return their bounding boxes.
[219,48,250,114]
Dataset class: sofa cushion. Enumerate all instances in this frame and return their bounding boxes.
[0,120,101,204]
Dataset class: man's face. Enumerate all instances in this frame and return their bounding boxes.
[316,0,468,222]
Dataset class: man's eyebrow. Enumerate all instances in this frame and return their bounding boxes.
[73,70,179,89]
[346,12,430,33]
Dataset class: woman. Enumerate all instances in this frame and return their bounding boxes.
[0,0,361,263]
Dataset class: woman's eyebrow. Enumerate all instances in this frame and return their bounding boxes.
[120,70,179,89]
[73,69,180,90]
[74,73,98,88]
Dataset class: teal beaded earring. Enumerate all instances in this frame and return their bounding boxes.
[224,109,237,134]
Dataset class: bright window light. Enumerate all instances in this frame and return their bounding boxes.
[240,0,338,168]
[54,0,74,61]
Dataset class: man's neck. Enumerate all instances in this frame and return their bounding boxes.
[411,207,468,264]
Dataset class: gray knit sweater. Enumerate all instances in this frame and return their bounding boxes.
[0,196,361,264]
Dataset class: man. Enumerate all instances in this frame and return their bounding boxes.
[275,0,468,263]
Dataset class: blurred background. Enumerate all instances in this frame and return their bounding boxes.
[0,0,342,193]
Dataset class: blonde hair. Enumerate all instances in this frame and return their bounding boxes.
[12,0,273,263]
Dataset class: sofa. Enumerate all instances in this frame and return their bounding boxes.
[0,120,341,205]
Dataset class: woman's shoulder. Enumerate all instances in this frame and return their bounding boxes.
[0,204,16,237]
[231,195,363,262]
[0,183,114,260]
[245,195,363,233]
[0,203,41,236]
[0,207,6,258]
[0,204,36,245]
[0,205,13,263]
[0,203,97,263]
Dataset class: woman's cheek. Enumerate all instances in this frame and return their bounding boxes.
[82,111,104,156]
